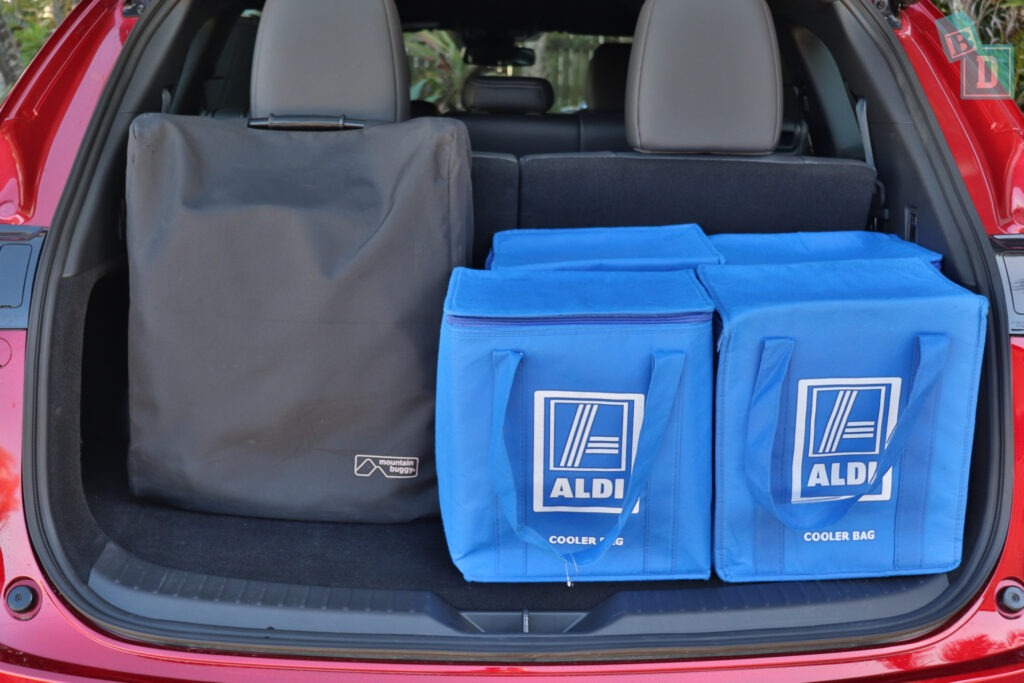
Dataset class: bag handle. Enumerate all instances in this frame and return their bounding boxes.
[745,334,948,531]
[489,349,687,569]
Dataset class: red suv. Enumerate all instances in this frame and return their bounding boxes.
[1,0,1023,679]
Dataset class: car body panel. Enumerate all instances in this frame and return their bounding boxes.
[898,3,1024,236]
[0,0,132,228]
[1,0,1023,679]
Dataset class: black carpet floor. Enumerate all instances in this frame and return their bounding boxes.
[82,443,697,611]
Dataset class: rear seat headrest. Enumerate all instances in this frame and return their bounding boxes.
[626,0,782,154]
[585,43,630,112]
[250,0,409,123]
[461,73,554,114]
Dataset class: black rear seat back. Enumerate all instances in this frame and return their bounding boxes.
[201,13,259,118]
[778,23,866,159]
[454,52,632,156]
[470,152,519,267]
[579,42,631,152]
[454,75,533,263]
[585,43,630,112]
[519,153,875,231]
[452,73,579,156]
[518,0,876,233]
[456,112,579,156]
[578,110,630,152]
[777,83,810,154]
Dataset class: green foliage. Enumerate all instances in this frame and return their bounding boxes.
[405,30,627,113]
[405,30,470,113]
[2,0,59,67]
[514,33,626,111]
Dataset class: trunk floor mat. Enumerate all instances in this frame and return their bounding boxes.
[82,442,694,611]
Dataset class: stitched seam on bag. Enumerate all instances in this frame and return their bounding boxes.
[446,328,692,340]
[494,493,501,578]
[893,342,938,572]
[505,225,698,238]
[953,311,987,553]
[643,478,651,575]
[776,377,789,577]
[742,564,958,581]
[711,315,734,576]
[713,341,729,574]
[673,391,684,573]
[446,125,458,268]
[521,358,529,578]
[892,491,909,573]
[914,400,938,570]
[672,401,681,573]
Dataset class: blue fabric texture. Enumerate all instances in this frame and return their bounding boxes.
[437,267,713,582]
[446,267,715,318]
[698,258,987,582]
[709,231,942,267]
[486,223,723,271]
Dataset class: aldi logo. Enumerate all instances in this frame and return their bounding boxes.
[791,378,900,503]
[533,391,643,514]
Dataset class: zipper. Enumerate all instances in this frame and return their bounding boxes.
[446,312,712,327]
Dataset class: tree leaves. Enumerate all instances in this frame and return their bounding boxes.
[405,30,470,113]
[0,0,78,94]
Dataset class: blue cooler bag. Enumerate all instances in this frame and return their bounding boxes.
[437,268,713,582]
[709,231,942,268]
[486,224,722,271]
[699,258,987,582]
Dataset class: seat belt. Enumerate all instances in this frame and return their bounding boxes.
[856,98,874,168]
[857,97,888,231]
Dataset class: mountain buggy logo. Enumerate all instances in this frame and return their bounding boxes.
[533,391,643,514]
[791,378,899,503]
[354,455,419,479]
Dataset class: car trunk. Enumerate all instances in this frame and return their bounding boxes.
[21,0,1012,662]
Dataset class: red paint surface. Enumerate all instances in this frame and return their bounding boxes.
[0,0,1023,679]
[0,0,132,227]
[8,316,1024,683]
[898,3,1024,236]
[0,330,24,598]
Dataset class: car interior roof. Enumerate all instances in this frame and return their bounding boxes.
[395,0,834,36]
[395,0,644,36]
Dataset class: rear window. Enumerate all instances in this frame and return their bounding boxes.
[405,31,630,113]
